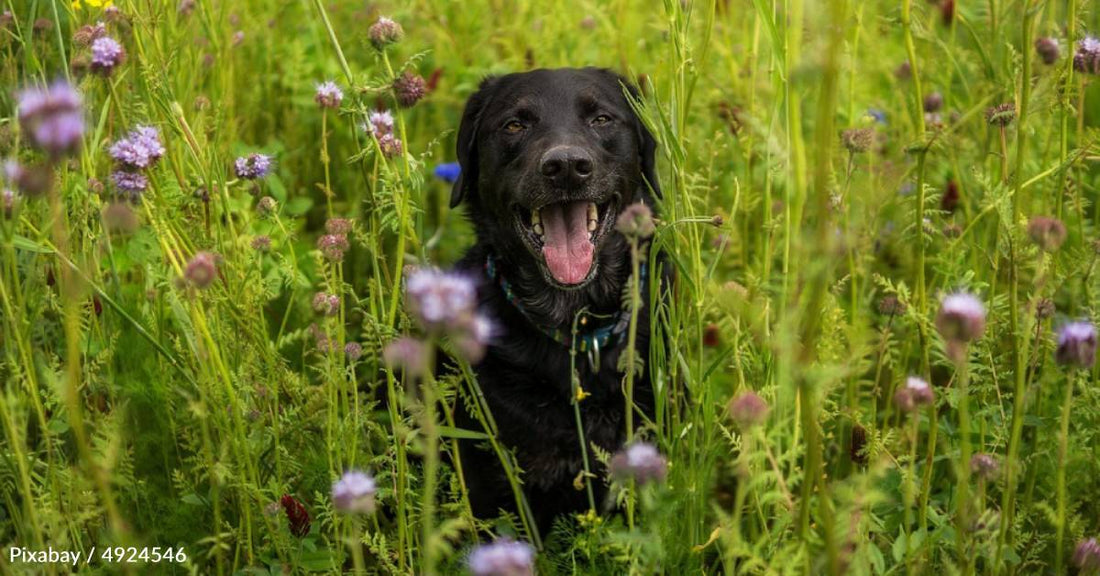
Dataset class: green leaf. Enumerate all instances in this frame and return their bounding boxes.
[12,235,52,254]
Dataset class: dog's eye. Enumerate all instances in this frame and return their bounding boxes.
[590,114,612,127]
[503,120,525,133]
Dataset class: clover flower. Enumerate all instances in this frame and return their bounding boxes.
[183,251,217,289]
[467,539,536,576]
[315,81,343,109]
[234,153,273,180]
[279,494,311,537]
[90,36,124,75]
[17,80,85,157]
[1055,321,1097,368]
[109,125,165,170]
[616,202,655,239]
[1027,216,1067,252]
[1035,37,1060,65]
[609,442,668,485]
[331,470,376,514]
[727,391,769,429]
[369,17,403,50]
[393,71,427,108]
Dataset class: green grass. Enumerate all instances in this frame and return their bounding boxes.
[2,0,1100,574]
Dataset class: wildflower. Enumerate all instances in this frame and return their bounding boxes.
[183,251,218,289]
[317,233,349,262]
[907,376,935,405]
[940,0,954,25]
[109,125,165,170]
[315,80,343,109]
[251,235,271,252]
[256,195,277,216]
[90,36,124,75]
[841,128,874,153]
[405,268,477,332]
[867,108,887,124]
[110,170,148,199]
[344,342,363,361]
[1074,36,1100,74]
[1055,321,1097,368]
[453,314,493,363]
[936,292,986,343]
[101,202,138,234]
[279,494,311,537]
[234,153,273,180]
[232,30,244,47]
[985,103,1016,127]
[312,292,340,317]
[943,223,962,238]
[580,15,596,30]
[4,160,52,197]
[609,442,668,485]
[382,337,428,378]
[433,162,461,183]
[368,16,403,50]
[393,71,427,108]
[1035,37,1060,65]
[969,453,1000,481]
[33,18,52,36]
[325,218,351,235]
[308,323,335,353]
[1027,216,1067,252]
[467,539,536,576]
[615,202,655,239]
[367,110,394,137]
[894,62,911,81]
[877,295,907,316]
[942,179,960,213]
[73,22,106,46]
[17,80,85,157]
[178,0,195,16]
[703,323,720,347]
[727,391,769,429]
[331,470,376,514]
[1074,538,1100,571]
[378,133,404,158]
[0,11,12,32]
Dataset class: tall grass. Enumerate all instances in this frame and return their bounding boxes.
[1,0,1099,574]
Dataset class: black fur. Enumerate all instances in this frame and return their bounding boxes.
[449,68,661,534]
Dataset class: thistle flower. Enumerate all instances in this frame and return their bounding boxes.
[433,162,461,183]
[727,391,769,429]
[17,80,85,157]
[312,292,340,317]
[1035,37,1060,65]
[1055,321,1097,368]
[1027,216,1067,252]
[279,494,311,537]
[109,125,165,170]
[467,539,536,576]
[367,110,394,137]
[1074,538,1100,572]
[382,337,428,378]
[331,470,376,514]
[315,81,343,109]
[369,16,403,50]
[183,251,218,289]
[935,292,986,343]
[405,268,478,333]
[234,153,273,180]
[378,133,404,158]
[841,128,874,153]
[344,342,363,361]
[393,71,427,108]
[1074,36,1100,74]
[90,36,124,75]
[923,92,944,113]
[317,233,349,262]
[616,202,655,239]
[985,102,1016,127]
[969,453,1000,481]
[110,170,148,200]
[609,442,668,485]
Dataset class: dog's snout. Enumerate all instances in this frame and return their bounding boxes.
[539,146,593,187]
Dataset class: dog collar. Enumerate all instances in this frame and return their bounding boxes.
[483,253,645,361]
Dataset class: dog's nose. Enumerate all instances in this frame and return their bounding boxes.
[540,146,593,187]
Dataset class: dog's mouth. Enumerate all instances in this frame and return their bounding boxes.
[515,196,619,287]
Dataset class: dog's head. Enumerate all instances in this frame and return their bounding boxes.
[451,67,659,293]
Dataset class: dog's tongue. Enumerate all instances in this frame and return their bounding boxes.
[541,201,594,285]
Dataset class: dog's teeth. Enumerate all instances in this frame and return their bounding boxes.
[531,210,541,226]
[587,202,598,221]
[587,218,597,232]
[533,223,543,236]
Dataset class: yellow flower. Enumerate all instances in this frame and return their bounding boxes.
[575,386,590,402]
[72,0,114,9]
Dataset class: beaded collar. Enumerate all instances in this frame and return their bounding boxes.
[483,253,646,360]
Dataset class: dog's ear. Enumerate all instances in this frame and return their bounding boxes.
[451,76,500,208]
[618,75,661,200]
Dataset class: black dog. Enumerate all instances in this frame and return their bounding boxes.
[448,68,662,534]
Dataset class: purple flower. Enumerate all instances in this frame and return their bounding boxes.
[609,442,668,485]
[1056,321,1097,368]
[969,453,1000,481]
[867,108,887,124]
[331,470,376,514]
[2,188,18,217]
[312,292,340,317]
[110,170,149,200]
[17,80,85,157]
[895,377,933,413]
[936,292,987,343]
[109,125,165,170]
[405,268,478,333]
[378,133,403,158]
[382,337,428,378]
[1074,538,1100,571]
[234,153,273,180]
[317,233,349,262]
[90,36,125,75]
[368,16,403,50]
[184,252,218,289]
[315,81,343,109]
[325,218,352,235]
[344,342,363,361]
[616,202,655,239]
[251,235,271,252]
[366,110,394,137]
[467,539,535,576]
[1027,216,1067,252]
[433,162,461,183]
[393,71,427,108]
[727,391,769,429]
[454,314,493,364]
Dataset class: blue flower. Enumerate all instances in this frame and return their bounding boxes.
[867,108,887,124]
[433,162,461,184]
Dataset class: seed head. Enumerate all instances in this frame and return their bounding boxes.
[1055,321,1097,368]
[183,251,218,289]
[315,80,343,109]
[369,16,403,50]
[73,22,107,47]
[1036,298,1055,320]
[90,36,124,75]
[256,195,277,216]
[1027,216,1067,252]
[467,539,536,576]
[877,295,907,316]
[841,128,874,153]
[393,71,427,108]
[609,442,668,485]
[1035,37,1060,65]
[331,470,376,515]
[234,153,273,180]
[935,292,987,343]
[616,202,655,239]
[727,391,769,429]
[985,102,1016,127]
[251,235,271,252]
[969,453,1000,481]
